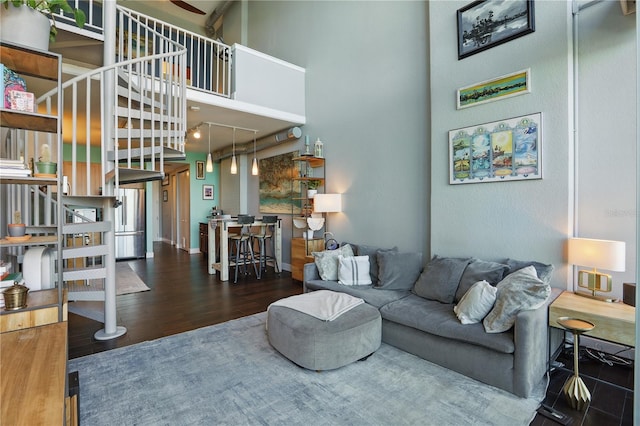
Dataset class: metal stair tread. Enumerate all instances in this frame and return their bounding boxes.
[108,145,186,162]
[106,168,164,184]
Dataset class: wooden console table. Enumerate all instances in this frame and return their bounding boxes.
[207,217,282,281]
[549,291,635,347]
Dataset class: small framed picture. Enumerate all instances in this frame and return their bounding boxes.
[163,190,168,202]
[196,161,205,180]
[202,184,214,200]
[162,174,169,186]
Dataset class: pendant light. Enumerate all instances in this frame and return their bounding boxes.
[230,127,238,175]
[251,131,258,176]
[205,123,213,172]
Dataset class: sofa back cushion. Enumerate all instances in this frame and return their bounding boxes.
[502,258,555,284]
[413,256,471,303]
[455,259,510,302]
[355,244,398,285]
[376,251,423,291]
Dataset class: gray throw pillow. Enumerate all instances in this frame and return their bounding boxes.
[312,244,354,281]
[504,259,554,285]
[376,251,423,290]
[455,259,510,302]
[413,256,471,303]
[356,244,398,285]
[483,265,551,333]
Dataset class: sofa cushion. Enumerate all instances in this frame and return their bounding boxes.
[503,258,555,285]
[305,279,410,308]
[338,255,372,285]
[413,256,471,303]
[312,244,354,281]
[454,280,497,324]
[376,251,423,290]
[380,294,515,354]
[355,244,398,285]
[483,266,551,333]
[455,259,510,302]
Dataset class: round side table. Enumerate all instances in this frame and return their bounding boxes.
[557,316,595,411]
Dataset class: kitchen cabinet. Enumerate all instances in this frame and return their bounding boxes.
[199,222,208,255]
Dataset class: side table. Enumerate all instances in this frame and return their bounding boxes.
[557,316,595,410]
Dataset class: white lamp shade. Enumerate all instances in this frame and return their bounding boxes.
[206,153,213,172]
[230,155,237,174]
[568,238,626,271]
[314,194,342,213]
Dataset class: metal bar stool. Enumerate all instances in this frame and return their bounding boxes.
[229,215,259,283]
[253,216,280,277]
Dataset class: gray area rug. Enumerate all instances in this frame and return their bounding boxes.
[69,313,544,425]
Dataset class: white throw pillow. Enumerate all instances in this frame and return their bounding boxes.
[483,265,551,333]
[453,280,497,324]
[312,244,354,281]
[338,255,372,285]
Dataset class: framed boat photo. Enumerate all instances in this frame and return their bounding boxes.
[457,0,535,60]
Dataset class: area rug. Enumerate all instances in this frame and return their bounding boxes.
[69,313,545,425]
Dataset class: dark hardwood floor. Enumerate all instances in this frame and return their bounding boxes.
[68,242,634,425]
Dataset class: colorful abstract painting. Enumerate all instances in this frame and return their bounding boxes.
[449,113,541,184]
[259,151,299,214]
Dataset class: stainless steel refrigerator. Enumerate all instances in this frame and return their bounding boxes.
[115,188,145,259]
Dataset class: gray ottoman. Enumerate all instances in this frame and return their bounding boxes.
[267,302,382,371]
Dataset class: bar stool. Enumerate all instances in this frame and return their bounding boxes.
[229,215,258,283]
[557,316,595,411]
[253,216,279,277]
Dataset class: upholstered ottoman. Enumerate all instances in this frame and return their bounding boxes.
[267,297,382,371]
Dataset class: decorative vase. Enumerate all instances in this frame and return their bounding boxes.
[35,162,57,175]
[7,223,26,237]
[307,189,317,199]
[0,4,51,51]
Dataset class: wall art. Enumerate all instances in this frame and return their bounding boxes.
[457,69,530,109]
[196,161,205,179]
[202,184,214,200]
[449,112,542,184]
[259,151,299,214]
[457,0,535,60]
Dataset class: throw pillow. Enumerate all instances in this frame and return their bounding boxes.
[454,280,497,324]
[412,255,471,303]
[376,251,423,291]
[455,259,510,302]
[483,265,551,333]
[338,255,373,285]
[356,244,398,285]
[504,258,555,285]
[312,244,354,281]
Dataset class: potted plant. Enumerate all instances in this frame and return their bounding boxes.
[7,211,26,237]
[306,179,321,198]
[0,0,86,50]
[35,143,57,176]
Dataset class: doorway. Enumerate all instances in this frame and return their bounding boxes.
[177,169,191,251]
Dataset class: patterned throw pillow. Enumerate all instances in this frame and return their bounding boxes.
[312,244,354,281]
[338,255,372,285]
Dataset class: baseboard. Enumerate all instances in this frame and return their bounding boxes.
[146,252,154,258]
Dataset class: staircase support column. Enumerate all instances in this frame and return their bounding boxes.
[95,0,126,341]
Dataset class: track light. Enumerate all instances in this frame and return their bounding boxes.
[230,127,238,174]
[193,127,201,139]
[251,131,258,176]
[206,124,213,172]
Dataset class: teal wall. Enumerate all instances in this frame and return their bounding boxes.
[62,143,101,162]
[186,151,219,250]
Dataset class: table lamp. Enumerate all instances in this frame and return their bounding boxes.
[314,193,342,233]
[567,237,626,302]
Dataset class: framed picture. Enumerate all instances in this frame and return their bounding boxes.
[163,190,168,202]
[457,69,531,109]
[457,0,535,60]
[259,151,300,214]
[449,112,542,184]
[196,161,205,180]
[202,184,214,200]
[162,174,169,186]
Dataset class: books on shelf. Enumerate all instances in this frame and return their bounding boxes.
[0,157,31,177]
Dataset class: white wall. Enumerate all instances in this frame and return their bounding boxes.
[240,1,430,258]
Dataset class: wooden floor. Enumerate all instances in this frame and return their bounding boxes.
[67,241,302,359]
[68,242,634,425]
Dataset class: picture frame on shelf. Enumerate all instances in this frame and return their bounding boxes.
[457,0,535,60]
[196,161,205,180]
[457,69,531,109]
[202,184,214,200]
[449,112,542,185]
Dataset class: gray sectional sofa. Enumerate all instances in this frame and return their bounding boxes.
[303,243,563,398]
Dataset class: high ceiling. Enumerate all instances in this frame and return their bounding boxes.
[120,0,226,35]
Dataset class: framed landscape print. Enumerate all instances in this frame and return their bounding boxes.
[457,0,535,60]
[449,112,542,184]
[457,69,531,109]
[202,184,214,200]
[259,151,299,214]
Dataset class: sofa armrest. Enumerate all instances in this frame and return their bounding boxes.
[303,262,320,293]
[512,287,563,397]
